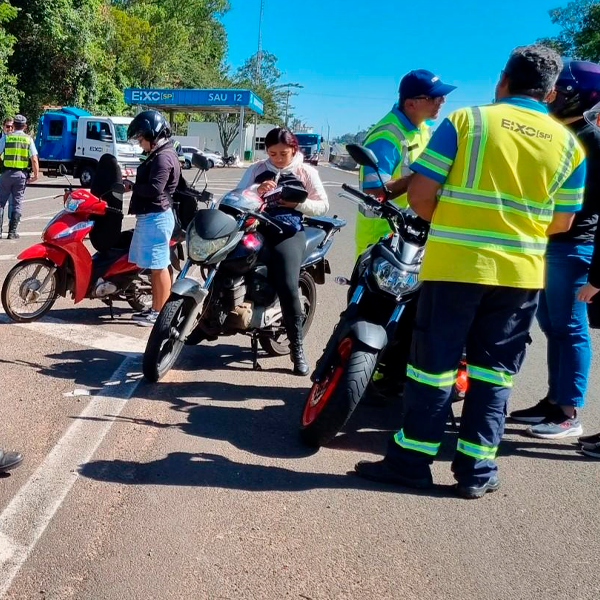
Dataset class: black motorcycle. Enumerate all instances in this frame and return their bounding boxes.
[142,170,346,382]
[299,144,430,447]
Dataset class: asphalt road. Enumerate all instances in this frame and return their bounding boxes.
[0,165,599,600]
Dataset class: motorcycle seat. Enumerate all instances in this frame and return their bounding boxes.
[114,229,134,250]
[304,226,327,258]
[304,216,347,231]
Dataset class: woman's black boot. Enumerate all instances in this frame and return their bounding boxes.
[286,316,310,376]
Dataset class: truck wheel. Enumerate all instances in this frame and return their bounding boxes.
[79,165,95,188]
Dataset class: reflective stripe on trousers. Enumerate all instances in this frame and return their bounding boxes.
[394,429,440,457]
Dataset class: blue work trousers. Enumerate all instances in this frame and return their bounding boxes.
[386,281,539,487]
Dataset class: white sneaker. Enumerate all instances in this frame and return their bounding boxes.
[132,309,158,327]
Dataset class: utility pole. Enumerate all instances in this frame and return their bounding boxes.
[278,82,303,128]
[256,0,264,81]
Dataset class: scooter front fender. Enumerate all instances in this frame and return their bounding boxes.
[18,244,67,267]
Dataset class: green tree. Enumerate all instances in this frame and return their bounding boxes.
[234,51,286,124]
[540,0,600,61]
[6,0,120,122]
[0,0,20,117]
[120,0,229,88]
[5,0,230,122]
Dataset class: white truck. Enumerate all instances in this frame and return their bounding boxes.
[35,107,143,186]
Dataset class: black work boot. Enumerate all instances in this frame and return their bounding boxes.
[7,212,20,240]
[286,316,310,376]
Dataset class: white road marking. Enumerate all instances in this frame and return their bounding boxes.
[0,255,15,261]
[0,356,143,598]
[0,315,146,355]
[23,194,63,205]
[21,211,56,223]
[21,213,136,222]
[0,232,42,237]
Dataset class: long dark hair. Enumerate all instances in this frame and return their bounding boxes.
[264,127,299,152]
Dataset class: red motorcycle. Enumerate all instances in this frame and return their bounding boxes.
[0,155,195,323]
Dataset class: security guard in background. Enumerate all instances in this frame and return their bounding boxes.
[355,45,586,499]
[0,114,39,239]
[356,69,456,257]
[0,117,15,237]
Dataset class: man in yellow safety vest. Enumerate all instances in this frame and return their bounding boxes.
[0,114,39,239]
[355,69,456,257]
[355,45,586,499]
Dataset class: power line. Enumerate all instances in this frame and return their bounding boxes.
[299,91,481,104]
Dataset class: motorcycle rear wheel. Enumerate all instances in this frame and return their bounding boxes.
[259,271,317,356]
[143,296,191,382]
[300,338,377,447]
[1,258,59,323]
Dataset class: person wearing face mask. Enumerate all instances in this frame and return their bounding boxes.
[237,127,329,375]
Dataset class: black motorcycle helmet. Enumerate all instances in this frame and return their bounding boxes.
[549,60,600,119]
[127,109,171,143]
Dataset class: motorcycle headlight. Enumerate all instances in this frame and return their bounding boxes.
[372,257,420,296]
[187,227,228,262]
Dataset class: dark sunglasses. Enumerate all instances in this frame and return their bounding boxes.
[412,95,444,102]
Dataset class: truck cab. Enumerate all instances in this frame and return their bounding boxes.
[294,133,324,166]
[36,108,142,187]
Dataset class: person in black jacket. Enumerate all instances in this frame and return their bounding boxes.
[510,61,600,438]
[124,110,181,327]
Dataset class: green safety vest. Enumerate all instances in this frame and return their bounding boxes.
[3,133,32,169]
[355,109,429,257]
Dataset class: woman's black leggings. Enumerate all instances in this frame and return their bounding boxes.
[268,230,306,321]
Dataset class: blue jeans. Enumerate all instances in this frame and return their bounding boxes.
[537,240,593,408]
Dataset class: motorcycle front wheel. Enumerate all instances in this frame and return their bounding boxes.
[300,337,377,447]
[143,296,192,382]
[1,258,59,322]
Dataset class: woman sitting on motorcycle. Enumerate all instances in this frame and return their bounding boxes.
[124,110,181,327]
[237,128,329,375]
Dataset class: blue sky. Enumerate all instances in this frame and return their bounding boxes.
[220,0,563,137]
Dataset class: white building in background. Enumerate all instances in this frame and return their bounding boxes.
[174,122,278,162]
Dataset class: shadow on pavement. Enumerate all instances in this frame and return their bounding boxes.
[79,451,458,497]
[0,349,123,392]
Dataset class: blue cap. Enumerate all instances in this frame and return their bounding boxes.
[399,69,456,100]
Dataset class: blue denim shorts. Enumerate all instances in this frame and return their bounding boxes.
[129,210,175,270]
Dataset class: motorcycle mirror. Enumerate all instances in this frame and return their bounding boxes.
[192,152,211,171]
[584,101,600,131]
[58,164,68,176]
[346,144,379,169]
